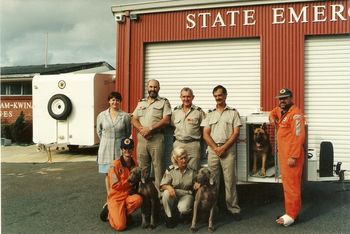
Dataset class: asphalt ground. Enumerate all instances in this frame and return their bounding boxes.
[1,145,350,234]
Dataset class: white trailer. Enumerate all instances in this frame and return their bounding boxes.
[32,72,115,152]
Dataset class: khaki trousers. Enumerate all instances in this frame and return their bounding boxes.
[162,189,194,217]
[137,133,165,195]
[207,146,240,214]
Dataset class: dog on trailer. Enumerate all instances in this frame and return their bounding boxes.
[190,168,217,233]
[252,124,272,177]
[128,167,160,229]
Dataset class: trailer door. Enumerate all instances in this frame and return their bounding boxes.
[305,35,350,180]
[144,39,261,181]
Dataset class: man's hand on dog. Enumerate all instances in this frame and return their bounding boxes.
[193,182,201,191]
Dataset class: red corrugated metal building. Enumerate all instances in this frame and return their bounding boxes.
[112,0,350,180]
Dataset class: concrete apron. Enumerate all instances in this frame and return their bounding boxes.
[1,144,97,163]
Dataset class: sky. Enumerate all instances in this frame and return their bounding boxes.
[0,0,143,68]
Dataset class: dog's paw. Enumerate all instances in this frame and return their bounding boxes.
[190,227,198,233]
[208,226,215,233]
[260,170,266,177]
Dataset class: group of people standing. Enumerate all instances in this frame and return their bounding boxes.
[96,79,305,231]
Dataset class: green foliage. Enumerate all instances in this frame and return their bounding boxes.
[1,124,12,139]
[10,111,29,143]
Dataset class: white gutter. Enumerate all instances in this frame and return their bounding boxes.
[111,0,322,16]
[0,74,36,82]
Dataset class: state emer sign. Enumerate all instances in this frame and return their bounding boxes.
[186,4,350,29]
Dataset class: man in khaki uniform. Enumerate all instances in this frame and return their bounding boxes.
[131,79,172,194]
[171,87,205,171]
[202,85,242,221]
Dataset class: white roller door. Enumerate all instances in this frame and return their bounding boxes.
[144,39,261,114]
[305,35,350,179]
[144,39,261,181]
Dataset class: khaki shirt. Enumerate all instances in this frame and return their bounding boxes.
[171,105,205,141]
[132,96,172,129]
[160,165,196,191]
[201,106,242,144]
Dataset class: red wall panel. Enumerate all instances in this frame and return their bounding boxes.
[116,0,350,113]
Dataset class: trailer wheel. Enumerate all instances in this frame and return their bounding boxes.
[47,94,72,120]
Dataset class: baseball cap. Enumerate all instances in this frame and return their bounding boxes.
[120,138,134,149]
[276,88,293,99]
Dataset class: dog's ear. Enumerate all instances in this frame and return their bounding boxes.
[261,123,267,130]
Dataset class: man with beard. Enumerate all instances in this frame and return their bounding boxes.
[269,88,305,227]
[171,87,205,171]
[202,85,242,221]
[131,79,172,195]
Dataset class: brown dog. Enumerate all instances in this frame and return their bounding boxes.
[128,167,160,229]
[190,168,217,233]
[252,124,271,177]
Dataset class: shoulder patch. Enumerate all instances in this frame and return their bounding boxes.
[293,114,302,120]
[165,165,175,174]
[111,172,118,184]
[174,105,181,111]
[193,105,202,111]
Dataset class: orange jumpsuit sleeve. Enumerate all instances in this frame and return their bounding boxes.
[269,107,280,123]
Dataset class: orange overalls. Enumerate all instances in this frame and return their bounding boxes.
[107,157,142,231]
[270,105,305,219]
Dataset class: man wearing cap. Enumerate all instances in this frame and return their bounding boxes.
[131,79,172,195]
[171,87,205,171]
[202,85,242,221]
[269,88,306,227]
[104,138,143,231]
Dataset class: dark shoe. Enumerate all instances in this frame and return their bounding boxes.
[180,213,192,224]
[232,212,242,221]
[100,203,109,222]
[127,215,134,226]
[165,216,177,228]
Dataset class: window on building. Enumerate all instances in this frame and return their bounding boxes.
[23,83,32,95]
[1,84,6,95]
[0,82,32,96]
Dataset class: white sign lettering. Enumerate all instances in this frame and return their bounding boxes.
[0,102,32,109]
[0,111,13,118]
[186,4,350,29]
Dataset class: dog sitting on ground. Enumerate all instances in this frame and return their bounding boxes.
[190,168,217,233]
[128,167,160,229]
[252,124,272,177]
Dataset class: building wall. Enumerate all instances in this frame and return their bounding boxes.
[1,96,32,124]
[115,0,350,112]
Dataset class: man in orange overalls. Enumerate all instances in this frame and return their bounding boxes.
[269,88,305,227]
[105,138,142,231]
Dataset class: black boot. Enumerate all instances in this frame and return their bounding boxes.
[127,215,134,226]
[180,213,192,224]
[100,203,108,222]
[165,216,177,228]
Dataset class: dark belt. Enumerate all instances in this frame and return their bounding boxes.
[175,138,200,143]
